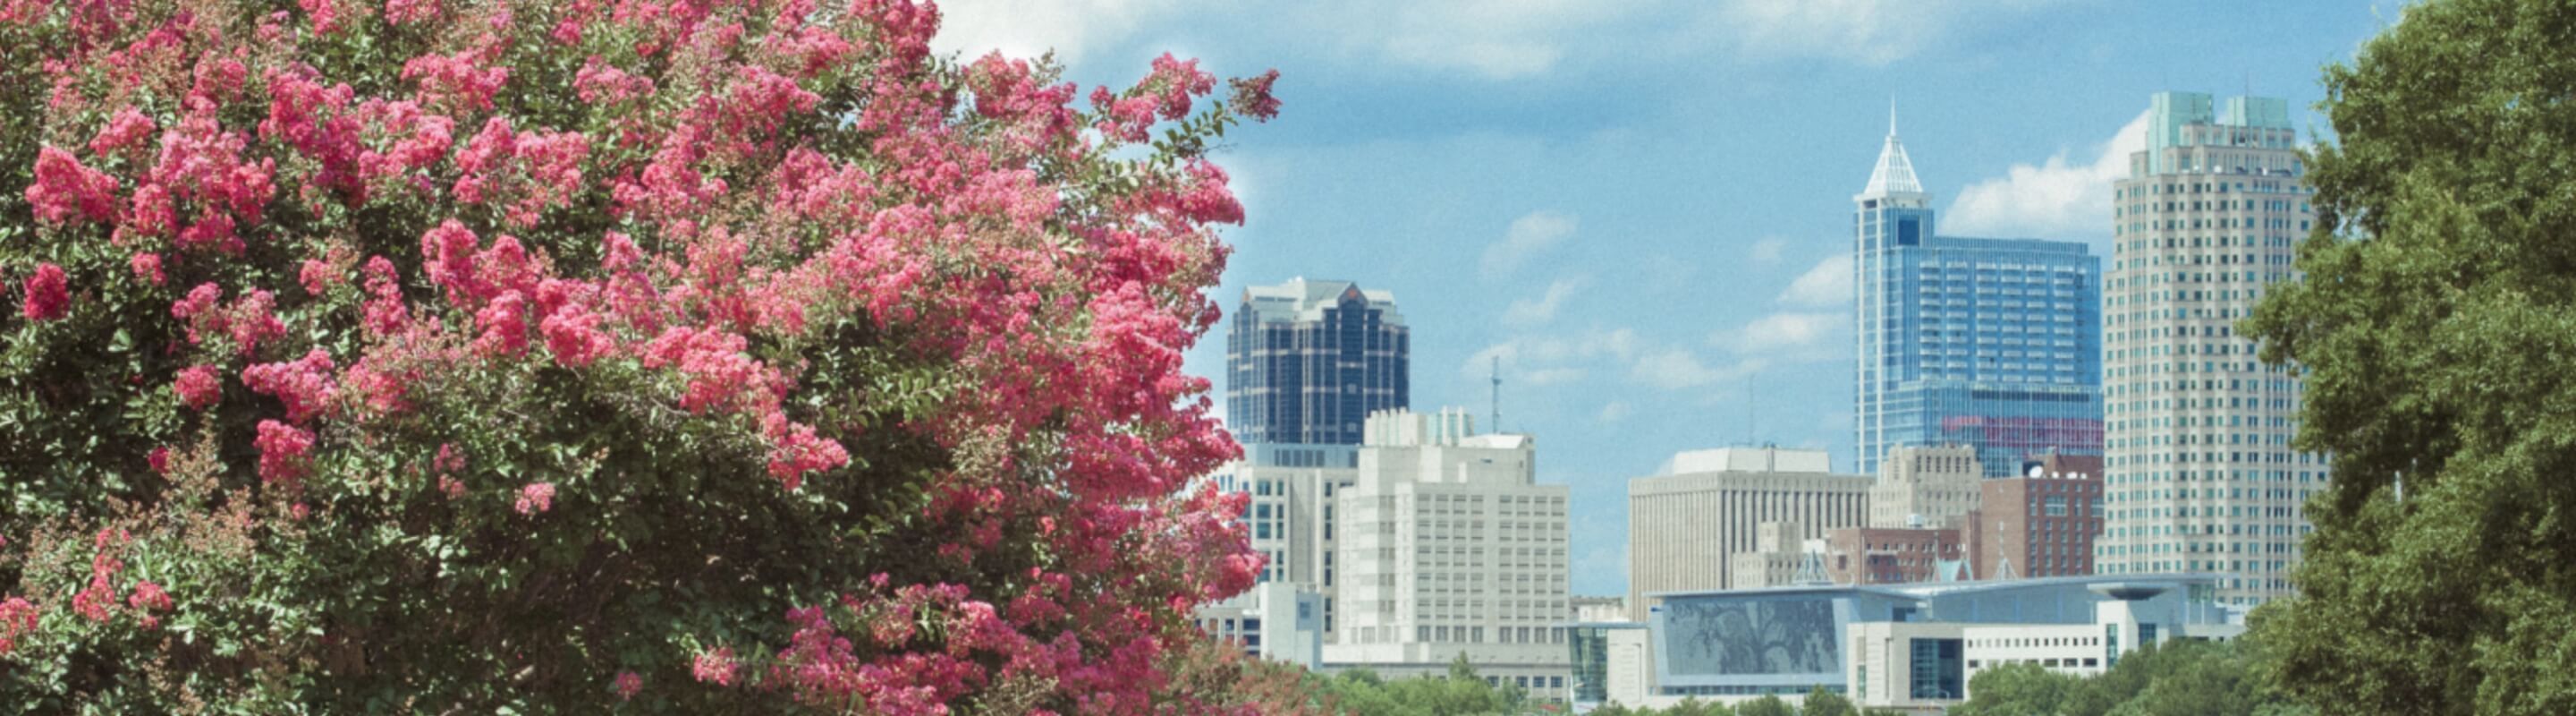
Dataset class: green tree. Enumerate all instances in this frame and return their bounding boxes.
[1801,685,1857,716]
[1951,662,2079,716]
[2241,0,2576,714]
[1735,695,1796,716]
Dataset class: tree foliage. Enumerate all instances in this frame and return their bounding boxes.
[1950,640,2305,716]
[0,0,1282,712]
[1301,657,1544,716]
[2241,0,2576,713]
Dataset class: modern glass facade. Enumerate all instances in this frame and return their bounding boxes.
[2095,92,2325,607]
[1226,278,1409,447]
[1854,126,2105,477]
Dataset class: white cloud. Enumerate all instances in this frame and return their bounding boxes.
[1481,211,1579,279]
[1943,109,2152,240]
[1750,236,1789,265]
[1723,311,1842,354]
[931,0,1191,66]
[1778,254,1853,307]
[1701,0,2065,65]
[1597,401,1632,423]
[1503,277,1586,327]
[1630,348,1762,389]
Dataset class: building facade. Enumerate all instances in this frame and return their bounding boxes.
[1195,582,1326,669]
[1628,448,1871,617]
[1226,278,1409,447]
[1825,526,1968,585]
[1853,123,2105,477]
[2096,92,2326,606]
[1327,409,1571,692]
[1609,575,2236,712]
[1870,445,1985,529]
[1206,451,1359,640]
[1965,458,2105,580]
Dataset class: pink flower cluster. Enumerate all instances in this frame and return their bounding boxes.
[254,420,315,487]
[242,350,338,423]
[20,262,68,321]
[171,284,287,356]
[513,482,555,516]
[0,597,36,655]
[174,365,222,411]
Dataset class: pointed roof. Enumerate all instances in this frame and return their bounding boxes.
[1856,104,1930,203]
[1860,132,1926,199]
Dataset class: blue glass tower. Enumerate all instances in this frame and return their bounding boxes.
[1853,119,2104,477]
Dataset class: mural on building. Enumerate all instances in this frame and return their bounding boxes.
[1664,599,1838,675]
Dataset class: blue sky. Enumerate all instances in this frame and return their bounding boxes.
[933,0,2394,597]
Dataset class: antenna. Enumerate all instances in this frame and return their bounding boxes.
[1489,355,1502,434]
[1889,94,1898,137]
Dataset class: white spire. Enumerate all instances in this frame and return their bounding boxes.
[1856,102,1928,204]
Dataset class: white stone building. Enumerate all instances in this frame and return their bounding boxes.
[1326,408,1572,693]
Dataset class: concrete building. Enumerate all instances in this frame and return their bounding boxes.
[1327,408,1571,692]
[1598,575,2237,712]
[1196,581,1326,669]
[1825,526,1967,585]
[1729,521,1826,590]
[2097,92,2325,605]
[1870,445,1984,529]
[1208,451,1359,640]
[1966,455,2106,580]
[1853,116,2105,478]
[1570,596,1630,624]
[1226,278,1409,447]
[1629,448,1871,618]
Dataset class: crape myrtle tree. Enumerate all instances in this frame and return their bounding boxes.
[0,0,1287,712]
[2242,0,2576,714]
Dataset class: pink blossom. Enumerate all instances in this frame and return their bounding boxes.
[692,647,738,686]
[242,350,338,423]
[130,252,165,286]
[0,597,37,656]
[174,365,223,410]
[148,447,171,474]
[614,671,642,701]
[514,482,555,515]
[128,580,172,629]
[89,107,157,156]
[473,291,530,356]
[254,420,314,486]
[25,147,119,224]
[21,263,69,321]
[1229,70,1283,122]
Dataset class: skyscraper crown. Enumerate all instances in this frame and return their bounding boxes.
[1857,106,1929,204]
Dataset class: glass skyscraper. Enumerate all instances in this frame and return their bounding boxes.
[2094,92,2324,606]
[1226,277,1411,448]
[1853,121,2104,478]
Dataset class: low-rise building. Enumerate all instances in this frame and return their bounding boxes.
[1591,574,2238,713]
[1195,581,1326,669]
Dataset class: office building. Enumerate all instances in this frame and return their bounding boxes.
[1825,526,1969,585]
[2096,92,2326,605]
[1628,448,1871,617]
[1206,450,1359,642]
[1196,582,1326,669]
[1853,119,2105,477]
[1326,408,1571,692]
[1870,445,1984,529]
[1967,454,2106,580]
[1226,278,1409,447]
[1598,575,2238,712]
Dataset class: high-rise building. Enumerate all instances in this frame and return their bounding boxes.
[1870,444,1985,529]
[1328,408,1570,692]
[1226,278,1409,447]
[1853,120,2105,477]
[1626,448,1870,618]
[2096,92,2326,605]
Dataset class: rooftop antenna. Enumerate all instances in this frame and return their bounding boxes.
[1889,94,1898,136]
[1489,355,1502,434]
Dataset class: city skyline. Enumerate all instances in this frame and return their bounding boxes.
[935,1,2395,597]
